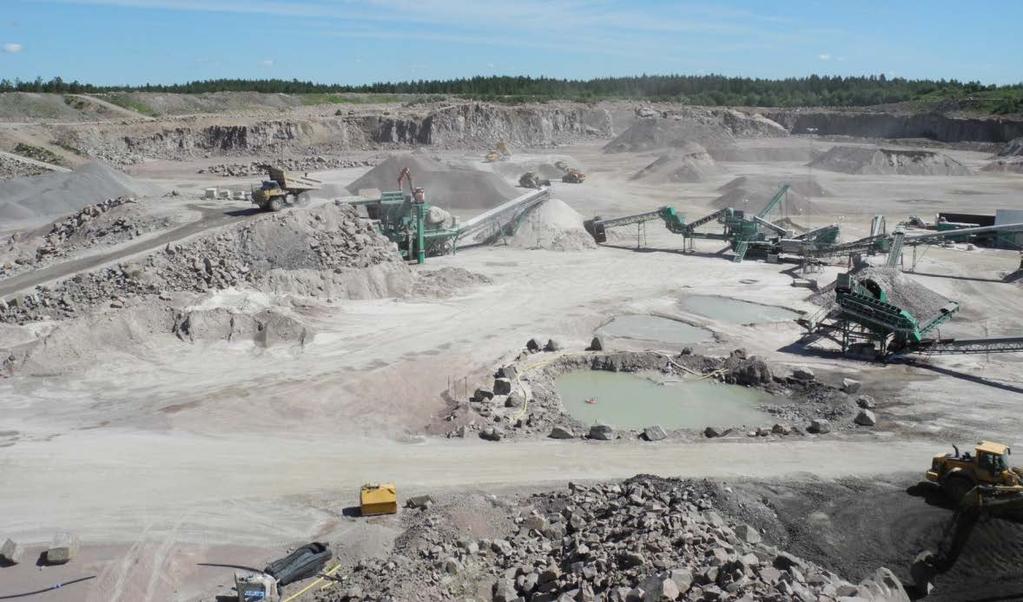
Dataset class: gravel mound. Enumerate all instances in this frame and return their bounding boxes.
[346,154,519,210]
[810,146,973,176]
[605,117,735,154]
[412,267,492,298]
[319,475,909,602]
[0,202,412,324]
[506,199,597,251]
[604,109,786,154]
[0,161,160,223]
[630,144,717,183]
[710,177,818,216]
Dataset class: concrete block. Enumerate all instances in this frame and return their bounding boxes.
[46,532,80,565]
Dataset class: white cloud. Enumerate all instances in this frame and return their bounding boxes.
[3,43,23,53]
[261,58,273,67]
[818,53,831,61]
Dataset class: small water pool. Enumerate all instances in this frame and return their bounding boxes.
[595,315,712,346]
[556,370,771,430]
[678,295,798,324]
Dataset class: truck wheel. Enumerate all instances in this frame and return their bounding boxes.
[942,476,974,503]
[268,197,284,212]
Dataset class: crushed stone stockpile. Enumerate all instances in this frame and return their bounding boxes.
[506,199,597,252]
[630,143,718,183]
[347,154,519,210]
[0,161,159,223]
[318,476,910,602]
[0,202,412,324]
[604,109,786,154]
[810,267,952,321]
[710,176,820,216]
[809,146,973,176]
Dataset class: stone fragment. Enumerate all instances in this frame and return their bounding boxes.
[643,425,667,441]
[855,409,877,427]
[480,427,504,442]
[841,378,861,394]
[544,339,563,352]
[589,424,616,440]
[493,378,513,395]
[406,495,435,509]
[856,395,876,409]
[46,532,79,565]
[588,336,604,351]
[0,538,23,564]
[734,524,761,545]
[807,419,831,434]
[549,426,575,439]
[791,368,815,381]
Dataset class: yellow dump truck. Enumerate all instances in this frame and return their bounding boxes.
[360,483,398,516]
[251,166,322,212]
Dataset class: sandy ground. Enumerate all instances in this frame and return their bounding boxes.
[1,137,1022,600]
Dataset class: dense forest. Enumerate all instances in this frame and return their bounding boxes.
[2,74,1021,113]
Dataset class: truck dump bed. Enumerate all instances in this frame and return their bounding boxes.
[267,167,322,192]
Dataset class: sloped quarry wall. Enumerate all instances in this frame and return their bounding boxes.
[765,109,1023,143]
[58,103,618,163]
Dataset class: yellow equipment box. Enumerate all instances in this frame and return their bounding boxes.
[360,483,398,516]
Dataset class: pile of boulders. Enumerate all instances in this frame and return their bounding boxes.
[198,157,375,177]
[444,343,875,442]
[34,197,139,260]
[0,202,409,324]
[0,154,48,180]
[318,476,909,602]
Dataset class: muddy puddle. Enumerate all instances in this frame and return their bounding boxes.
[595,314,712,346]
[678,295,797,324]
[556,370,771,429]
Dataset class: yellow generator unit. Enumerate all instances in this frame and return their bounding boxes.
[360,483,398,516]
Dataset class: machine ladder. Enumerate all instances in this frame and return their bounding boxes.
[732,240,749,263]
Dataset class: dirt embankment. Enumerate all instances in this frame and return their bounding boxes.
[765,109,1023,143]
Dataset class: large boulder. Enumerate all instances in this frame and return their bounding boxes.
[549,426,575,439]
[855,409,877,427]
[589,424,616,441]
[643,425,668,441]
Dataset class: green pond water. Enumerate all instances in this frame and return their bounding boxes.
[595,315,712,346]
[557,370,771,429]
[678,295,798,324]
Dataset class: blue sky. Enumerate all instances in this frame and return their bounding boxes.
[1,0,1020,86]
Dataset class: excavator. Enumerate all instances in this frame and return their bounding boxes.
[911,441,1023,596]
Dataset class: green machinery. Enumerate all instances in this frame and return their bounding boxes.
[583,184,840,262]
[349,168,460,264]
[832,271,959,355]
[349,167,552,264]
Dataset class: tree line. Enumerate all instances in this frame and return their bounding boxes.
[2,74,1020,112]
